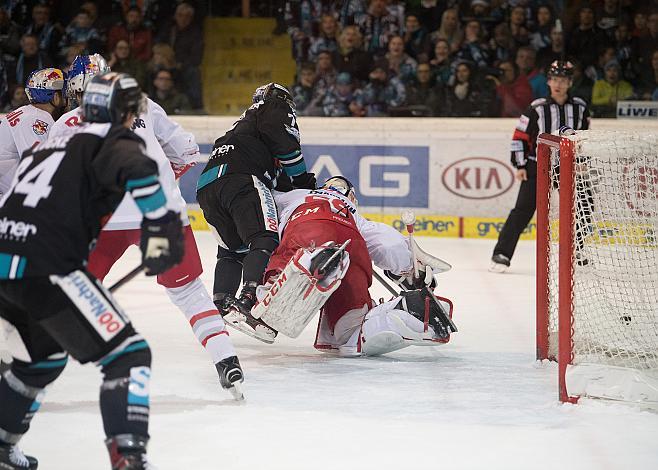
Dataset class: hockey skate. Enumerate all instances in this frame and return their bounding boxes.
[221,284,278,344]
[216,355,244,401]
[0,444,38,469]
[396,287,458,342]
[106,434,155,470]
[489,253,510,273]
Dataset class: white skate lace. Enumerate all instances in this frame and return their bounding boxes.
[9,446,30,467]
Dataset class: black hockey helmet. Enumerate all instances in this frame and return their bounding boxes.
[82,72,146,124]
[321,175,357,205]
[252,82,295,110]
[547,60,574,79]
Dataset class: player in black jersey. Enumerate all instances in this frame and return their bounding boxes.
[197,82,316,321]
[490,61,591,272]
[0,73,183,470]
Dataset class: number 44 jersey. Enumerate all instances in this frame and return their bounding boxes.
[0,123,163,279]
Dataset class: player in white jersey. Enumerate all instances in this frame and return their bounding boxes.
[50,56,244,398]
[0,67,65,196]
[229,176,457,355]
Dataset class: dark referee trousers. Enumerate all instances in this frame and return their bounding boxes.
[493,95,591,260]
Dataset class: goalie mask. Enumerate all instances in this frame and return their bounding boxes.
[321,176,358,206]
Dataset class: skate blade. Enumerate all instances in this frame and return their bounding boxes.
[228,382,245,401]
[223,311,277,344]
[488,262,508,273]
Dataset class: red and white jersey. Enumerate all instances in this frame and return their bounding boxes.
[51,99,200,230]
[0,105,54,194]
[274,188,413,274]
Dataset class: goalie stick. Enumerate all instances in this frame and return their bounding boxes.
[401,210,452,273]
[108,264,145,293]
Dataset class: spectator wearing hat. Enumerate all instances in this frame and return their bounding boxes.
[403,13,431,62]
[430,8,463,54]
[404,61,442,116]
[150,67,191,115]
[591,60,633,117]
[107,6,153,62]
[488,59,533,117]
[332,25,373,84]
[322,72,360,117]
[429,38,452,86]
[354,60,405,116]
[385,34,417,84]
[567,6,609,69]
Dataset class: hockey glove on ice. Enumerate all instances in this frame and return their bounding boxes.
[292,172,317,190]
[140,211,184,275]
[384,266,437,291]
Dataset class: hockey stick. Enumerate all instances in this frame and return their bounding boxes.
[108,264,145,293]
[373,270,400,297]
[401,210,420,277]
[400,210,452,273]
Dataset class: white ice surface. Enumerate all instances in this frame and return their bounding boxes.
[17,234,658,469]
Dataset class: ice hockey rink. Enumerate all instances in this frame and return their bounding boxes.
[18,232,658,469]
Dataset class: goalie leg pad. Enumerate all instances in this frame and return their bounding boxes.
[396,288,457,340]
[251,244,350,338]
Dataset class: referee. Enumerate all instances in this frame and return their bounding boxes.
[490,60,591,272]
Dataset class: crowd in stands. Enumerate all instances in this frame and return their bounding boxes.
[0,0,205,114]
[281,0,658,118]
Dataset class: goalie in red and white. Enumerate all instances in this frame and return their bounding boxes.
[224,176,457,356]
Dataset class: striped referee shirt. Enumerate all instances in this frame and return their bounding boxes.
[510,96,590,169]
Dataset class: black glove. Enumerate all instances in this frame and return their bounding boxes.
[292,172,316,190]
[140,211,184,276]
[384,266,437,291]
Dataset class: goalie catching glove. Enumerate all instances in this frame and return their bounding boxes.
[140,211,184,275]
[384,266,437,291]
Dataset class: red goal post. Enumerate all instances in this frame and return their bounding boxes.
[535,130,658,405]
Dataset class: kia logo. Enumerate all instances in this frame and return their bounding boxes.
[441,157,514,200]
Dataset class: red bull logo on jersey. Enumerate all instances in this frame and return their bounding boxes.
[32,119,49,135]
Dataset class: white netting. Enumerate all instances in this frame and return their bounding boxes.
[546,131,658,376]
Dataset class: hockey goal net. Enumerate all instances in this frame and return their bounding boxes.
[536,130,658,405]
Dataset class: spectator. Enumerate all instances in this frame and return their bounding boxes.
[315,49,337,93]
[567,6,609,68]
[455,20,489,69]
[0,7,22,59]
[158,2,204,109]
[335,0,368,28]
[488,60,532,117]
[353,0,401,56]
[61,43,86,71]
[463,0,497,36]
[444,61,493,117]
[597,0,626,38]
[570,59,594,104]
[385,34,417,84]
[404,61,441,116]
[585,46,616,82]
[58,9,102,58]
[516,46,547,99]
[354,60,405,116]
[25,4,62,60]
[509,5,530,49]
[591,60,633,116]
[417,0,444,33]
[332,25,373,84]
[107,6,153,62]
[284,0,325,63]
[634,12,658,68]
[403,13,431,62]
[150,68,191,114]
[308,14,338,62]
[147,43,177,93]
[614,23,634,78]
[79,1,108,39]
[638,49,658,100]
[631,11,648,39]
[529,5,554,51]
[1,83,28,112]
[429,38,452,86]
[386,0,405,28]
[13,34,53,86]
[107,39,147,89]
[537,25,565,71]
[291,62,323,116]
[322,72,359,117]
[489,23,513,64]
[431,8,463,54]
